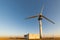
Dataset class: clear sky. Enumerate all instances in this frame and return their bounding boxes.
[0,0,60,37]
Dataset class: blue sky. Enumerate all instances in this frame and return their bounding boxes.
[0,0,60,36]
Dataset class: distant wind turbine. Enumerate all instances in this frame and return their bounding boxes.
[25,5,55,39]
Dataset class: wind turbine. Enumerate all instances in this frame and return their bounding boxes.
[26,5,55,39]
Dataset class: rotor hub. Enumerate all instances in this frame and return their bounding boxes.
[38,15,43,20]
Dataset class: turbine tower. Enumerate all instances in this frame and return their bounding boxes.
[26,5,55,39]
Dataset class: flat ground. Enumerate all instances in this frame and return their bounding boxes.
[0,37,60,40]
[29,37,60,40]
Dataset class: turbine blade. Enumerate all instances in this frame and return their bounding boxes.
[40,4,44,15]
[42,15,55,24]
[25,15,38,19]
[41,5,44,13]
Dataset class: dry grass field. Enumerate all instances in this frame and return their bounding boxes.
[0,37,60,40]
[29,37,60,40]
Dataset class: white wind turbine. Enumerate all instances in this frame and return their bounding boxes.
[26,5,55,39]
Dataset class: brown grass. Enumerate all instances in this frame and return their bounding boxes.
[0,37,60,40]
[29,37,60,40]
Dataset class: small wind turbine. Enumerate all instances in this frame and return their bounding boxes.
[25,5,55,39]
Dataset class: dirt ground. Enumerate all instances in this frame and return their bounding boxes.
[0,37,60,40]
